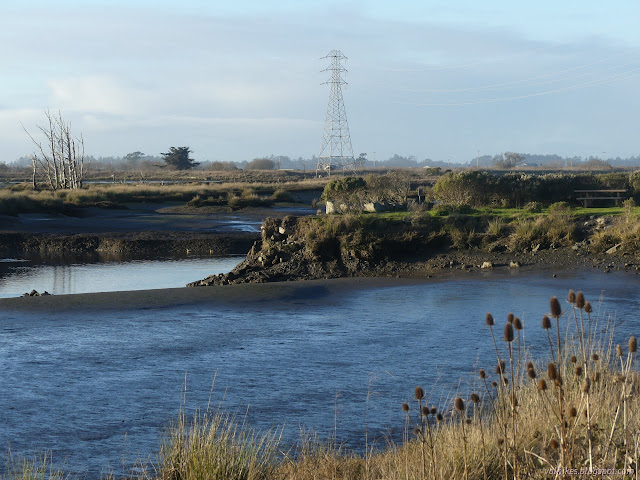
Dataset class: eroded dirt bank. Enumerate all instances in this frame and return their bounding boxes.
[188,215,640,286]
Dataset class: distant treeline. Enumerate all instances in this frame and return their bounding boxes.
[5,151,640,172]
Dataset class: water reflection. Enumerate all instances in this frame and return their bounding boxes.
[0,256,243,297]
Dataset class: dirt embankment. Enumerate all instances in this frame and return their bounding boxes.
[0,231,257,258]
[187,215,640,287]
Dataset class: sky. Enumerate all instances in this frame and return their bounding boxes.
[3,0,640,164]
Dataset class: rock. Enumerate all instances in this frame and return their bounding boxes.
[532,244,541,253]
[509,261,520,268]
[481,261,493,269]
[278,226,286,235]
[605,243,622,255]
[29,289,40,296]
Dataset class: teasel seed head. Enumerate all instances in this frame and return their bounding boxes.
[527,361,534,370]
[592,353,599,361]
[496,360,506,374]
[554,377,563,387]
[470,393,480,404]
[576,291,585,309]
[402,402,410,412]
[415,386,425,400]
[422,406,429,416]
[591,371,600,383]
[629,336,638,354]
[514,317,523,331]
[502,377,509,386]
[465,418,471,425]
[575,365,583,377]
[538,379,548,391]
[550,439,559,450]
[507,312,514,324]
[491,381,498,388]
[436,412,443,422]
[527,368,537,379]
[542,315,552,330]
[455,397,465,412]
[568,290,576,304]
[479,369,486,379]
[497,438,504,446]
[548,362,558,380]
[413,427,421,436]
[617,345,623,357]
[569,407,577,417]
[570,355,577,363]
[430,406,437,415]
[550,297,562,317]
[585,302,593,313]
[582,377,591,394]
[485,313,494,326]
[504,323,514,342]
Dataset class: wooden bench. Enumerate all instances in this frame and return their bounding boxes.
[574,189,627,207]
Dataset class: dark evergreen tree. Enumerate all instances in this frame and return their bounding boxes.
[161,147,199,170]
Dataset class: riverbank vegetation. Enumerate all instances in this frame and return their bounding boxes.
[5,291,638,479]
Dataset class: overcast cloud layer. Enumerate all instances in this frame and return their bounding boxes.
[2,1,640,164]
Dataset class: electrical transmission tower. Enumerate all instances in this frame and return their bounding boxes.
[317,50,355,176]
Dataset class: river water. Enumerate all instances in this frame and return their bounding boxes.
[0,256,245,298]
[1,269,639,477]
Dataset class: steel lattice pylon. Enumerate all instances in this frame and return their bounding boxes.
[317,50,355,176]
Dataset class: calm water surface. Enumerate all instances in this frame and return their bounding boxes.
[1,269,639,477]
[0,257,244,298]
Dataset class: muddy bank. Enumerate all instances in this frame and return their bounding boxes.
[188,215,640,286]
[0,231,258,258]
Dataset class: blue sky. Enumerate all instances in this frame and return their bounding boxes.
[3,1,640,164]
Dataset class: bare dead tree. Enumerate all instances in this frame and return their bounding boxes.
[23,110,85,190]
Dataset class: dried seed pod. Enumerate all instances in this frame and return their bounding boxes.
[576,291,585,309]
[413,427,421,435]
[550,439,559,450]
[502,377,509,386]
[498,438,504,446]
[485,313,494,326]
[510,393,518,407]
[550,297,562,317]
[538,379,548,391]
[504,323,514,342]
[569,407,577,417]
[430,406,437,415]
[591,371,600,383]
[555,375,563,387]
[542,315,552,330]
[514,317,523,331]
[629,336,638,354]
[585,302,593,313]
[507,312,514,324]
[582,378,591,394]
[491,381,498,388]
[436,413,443,422]
[479,369,486,379]
[570,355,577,364]
[402,402,410,412]
[527,368,537,379]
[415,386,425,400]
[592,353,599,361]
[548,362,558,380]
[575,365,583,377]
[422,406,429,416]
[527,361,534,370]
[455,397,465,412]
[568,290,576,304]
[617,345,623,357]
[470,393,480,404]
[496,360,506,374]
